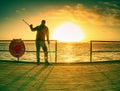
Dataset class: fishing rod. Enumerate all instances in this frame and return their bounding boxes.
[22,19,30,26]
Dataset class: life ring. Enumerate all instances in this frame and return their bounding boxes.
[9,39,25,58]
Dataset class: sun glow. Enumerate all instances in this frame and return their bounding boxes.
[52,22,85,42]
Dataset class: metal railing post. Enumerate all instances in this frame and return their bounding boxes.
[55,40,57,63]
[90,41,92,62]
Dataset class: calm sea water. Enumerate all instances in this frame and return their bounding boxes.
[0,40,120,63]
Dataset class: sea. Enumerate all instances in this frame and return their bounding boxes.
[0,40,120,63]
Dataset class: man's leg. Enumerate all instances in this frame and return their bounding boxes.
[36,41,40,64]
[42,43,49,64]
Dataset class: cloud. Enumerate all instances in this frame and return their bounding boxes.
[1,2,120,40]
[16,8,26,15]
[94,1,120,25]
[43,3,120,40]
[46,3,111,26]
[100,1,119,8]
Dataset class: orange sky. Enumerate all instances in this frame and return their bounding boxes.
[0,0,120,42]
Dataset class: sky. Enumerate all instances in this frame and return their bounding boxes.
[0,0,120,42]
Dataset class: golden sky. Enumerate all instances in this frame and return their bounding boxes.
[0,0,120,42]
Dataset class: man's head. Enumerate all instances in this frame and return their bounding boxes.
[41,20,46,25]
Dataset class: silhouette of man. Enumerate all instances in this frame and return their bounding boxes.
[30,20,50,65]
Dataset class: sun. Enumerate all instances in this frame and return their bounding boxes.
[52,22,85,42]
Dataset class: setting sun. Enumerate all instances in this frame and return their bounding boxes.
[52,22,85,42]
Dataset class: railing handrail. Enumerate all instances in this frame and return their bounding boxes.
[0,40,57,63]
[0,50,56,52]
[0,40,57,42]
[91,40,120,42]
[90,40,120,62]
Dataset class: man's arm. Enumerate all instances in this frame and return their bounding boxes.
[29,24,37,31]
[46,27,50,44]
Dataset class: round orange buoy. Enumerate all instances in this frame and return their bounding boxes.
[9,39,25,59]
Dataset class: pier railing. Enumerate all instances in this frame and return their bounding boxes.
[0,40,57,63]
[90,40,120,62]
